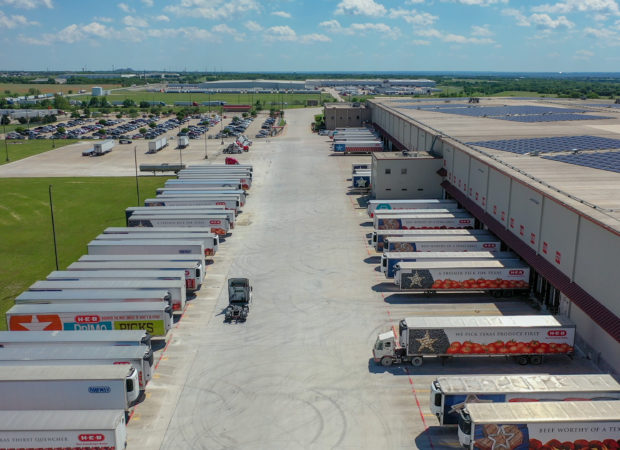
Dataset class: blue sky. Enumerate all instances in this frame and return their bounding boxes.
[1,0,620,72]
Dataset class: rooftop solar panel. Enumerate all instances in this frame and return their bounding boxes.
[404,105,587,117]
[542,151,620,173]
[585,103,620,109]
[496,113,612,123]
[467,135,620,154]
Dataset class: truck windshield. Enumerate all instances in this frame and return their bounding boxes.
[375,338,383,351]
[457,415,471,436]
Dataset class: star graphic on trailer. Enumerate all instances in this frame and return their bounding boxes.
[355,178,368,187]
[416,331,437,352]
[404,271,424,288]
[487,425,516,450]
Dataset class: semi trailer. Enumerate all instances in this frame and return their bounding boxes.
[46,270,188,292]
[0,329,151,349]
[372,229,491,251]
[127,215,231,235]
[368,199,458,217]
[374,213,475,230]
[125,207,235,228]
[96,231,219,257]
[333,141,383,153]
[382,235,501,253]
[15,288,173,308]
[93,139,114,156]
[144,196,240,212]
[147,137,167,154]
[155,189,247,204]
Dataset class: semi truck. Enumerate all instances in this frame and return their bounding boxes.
[46,269,188,292]
[30,277,186,311]
[144,196,240,212]
[0,330,151,349]
[374,213,475,230]
[93,139,114,156]
[431,374,620,425]
[0,409,127,450]
[333,141,383,153]
[383,235,501,253]
[0,345,153,389]
[368,199,459,217]
[15,288,173,308]
[457,400,620,450]
[394,259,530,294]
[7,302,173,336]
[373,315,575,367]
[381,251,517,278]
[178,135,189,148]
[97,230,219,256]
[126,207,236,228]
[147,137,167,154]
[0,365,140,411]
[372,229,491,251]
[127,215,231,235]
[67,260,203,290]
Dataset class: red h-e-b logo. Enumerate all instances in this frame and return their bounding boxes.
[548,330,567,337]
[459,219,471,224]
[509,269,525,275]
[555,251,561,264]
[209,220,221,225]
[216,202,225,205]
[79,434,105,442]
[482,243,496,248]
[542,242,548,254]
[75,315,100,323]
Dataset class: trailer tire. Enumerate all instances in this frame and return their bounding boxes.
[380,356,393,367]
[516,355,529,365]
[529,355,543,365]
[411,356,423,367]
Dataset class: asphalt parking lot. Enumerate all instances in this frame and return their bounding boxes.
[1,107,601,449]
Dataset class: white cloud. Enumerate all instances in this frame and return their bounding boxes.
[0,0,52,9]
[118,2,134,13]
[412,39,430,44]
[450,0,508,5]
[502,8,574,28]
[141,0,153,6]
[0,10,38,28]
[584,25,620,44]
[471,24,493,36]
[335,0,387,17]
[594,13,609,21]
[264,25,297,41]
[533,0,620,15]
[93,16,114,23]
[212,23,236,34]
[388,8,437,25]
[155,14,169,21]
[299,33,331,43]
[271,10,291,18]
[319,19,400,38]
[123,15,148,27]
[407,0,425,3]
[18,35,49,45]
[56,23,85,43]
[245,20,263,31]
[574,49,594,59]
[416,27,495,43]
[502,8,531,26]
[82,21,108,37]
[165,0,259,20]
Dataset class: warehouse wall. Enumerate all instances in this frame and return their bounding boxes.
[371,156,443,200]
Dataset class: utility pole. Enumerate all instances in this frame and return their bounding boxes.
[204,125,208,159]
[134,146,140,205]
[48,185,59,270]
[3,124,9,162]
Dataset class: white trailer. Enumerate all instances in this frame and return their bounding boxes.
[184,164,253,173]
[382,235,501,253]
[372,229,491,251]
[126,207,236,228]
[145,196,240,212]
[374,213,474,230]
[148,136,167,153]
[431,374,620,425]
[88,238,205,261]
[46,269,188,292]
[373,315,575,368]
[333,141,383,153]
[7,302,173,336]
[15,288,173,308]
[79,253,204,270]
[127,215,231,235]
[178,135,189,148]
[178,168,252,178]
[156,189,247,204]
[170,175,252,189]
[368,199,459,217]
[0,365,140,411]
[0,330,151,349]
[0,409,127,450]
[164,179,243,190]
[97,231,219,257]
[458,400,620,450]
[0,345,153,389]
[373,208,466,217]
[93,139,114,156]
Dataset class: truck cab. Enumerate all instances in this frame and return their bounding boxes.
[373,330,398,366]
[457,411,473,448]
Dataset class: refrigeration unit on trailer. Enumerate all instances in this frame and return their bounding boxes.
[7,302,173,337]
[0,365,140,411]
[97,231,219,257]
[430,374,620,425]
[457,400,620,450]
[368,199,459,217]
[126,207,235,228]
[144,196,240,212]
[0,330,151,349]
[374,213,475,230]
[372,229,492,251]
[382,234,501,253]
[15,288,173,309]
[394,259,530,295]
[67,260,203,290]
[29,277,186,311]
[127,215,231,235]
[381,251,517,278]
[46,269,187,291]
[0,345,153,389]
[373,315,575,367]
[0,409,127,450]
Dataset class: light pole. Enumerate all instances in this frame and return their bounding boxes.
[134,146,140,205]
[220,108,224,145]
[48,185,59,270]
[204,126,208,159]
[3,124,9,162]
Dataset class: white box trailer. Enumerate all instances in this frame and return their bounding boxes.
[93,139,114,156]
[79,253,204,270]
[184,163,253,173]
[16,288,173,309]
[374,213,474,230]
[383,234,501,253]
[178,168,252,178]
[0,409,127,450]
[145,196,240,212]
[170,175,252,189]
[0,345,153,389]
[156,188,247,205]
[381,251,517,278]
[148,136,167,153]
[372,229,491,251]
[126,207,236,228]
[373,208,466,217]
[333,141,383,153]
[97,230,219,257]
[373,315,575,368]
[46,269,188,292]
[368,199,459,217]
[127,215,231,235]
[431,374,620,425]
[0,365,140,411]
[178,135,189,148]
[0,330,151,349]
[7,302,173,337]
[88,238,205,266]
[352,163,371,173]
[394,259,530,294]
[30,277,186,312]
[458,400,620,450]
[165,179,243,190]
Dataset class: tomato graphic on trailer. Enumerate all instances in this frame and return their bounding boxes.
[9,314,62,331]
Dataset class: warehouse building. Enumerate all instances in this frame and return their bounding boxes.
[324,102,371,129]
[367,97,620,373]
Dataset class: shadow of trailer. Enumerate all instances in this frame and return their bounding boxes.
[139,163,186,175]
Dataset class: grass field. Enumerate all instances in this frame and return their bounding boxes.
[1,139,79,165]
[0,83,121,97]
[489,91,558,97]
[0,176,170,330]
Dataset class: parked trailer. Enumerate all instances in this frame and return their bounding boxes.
[457,400,620,450]
[127,215,231,235]
[15,289,173,308]
[381,251,517,278]
[372,229,492,251]
[373,315,575,368]
[155,192,244,208]
[46,269,188,292]
[177,169,252,179]
[0,410,127,450]
[333,141,383,153]
[375,213,475,230]
[383,234,501,253]
[145,196,240,212]
[352,170,371,189]
[394,259,530,294]
[126,207,236,228]
[95,233,218,260]
[178,135,189,148]
[0,365,140,411]
[148,136,167,154]
[0,345,153,389]
[373,208,466,217]
[88,237,205,260]
[156,188,247,205]
[29,277,186,312]
[102,227,217,257]
[79,253,204,269]
[0,330,151,349]
[431,374,620,425]
[164,179,244,190]
[368,199,459,217]
[171,174,252,188]
[352,163,371,173]
[7,302,173,337]
[93,139,114,156]
[184,164,253,173]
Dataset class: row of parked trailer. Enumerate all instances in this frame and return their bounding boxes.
[329,127,384,154]
[349,196,620,446]
[0,163,253,449]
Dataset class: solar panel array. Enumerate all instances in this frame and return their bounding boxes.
[467,135,620,155]
[542,151,620,173]
[585,103,620,109]
[497,113,612,123]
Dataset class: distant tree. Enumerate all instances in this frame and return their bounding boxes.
[148,122,156,128]
[116,113,123,119]
[123,98,136,108]
[70,110,80,118]
[1,114,9,125]
[47,78,56,84]
[15,126,26,134]
[89,96,100,107]
[27,88,41,96]
[98,119,108,125]
[3,90,9,95]
[56,126,66,134]
[53,95,70,110]
[18,117,28,124]
[67,90,73,94]
[99,96,109,107]
[139,127,147,134]
[139,101,150,108]
[83,108,91,118]
[181,127,189,133]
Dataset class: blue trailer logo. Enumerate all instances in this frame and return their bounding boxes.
[375,204,392,210]
[334,144,345,152]
[64,321,113,331]
[88,386,111,394]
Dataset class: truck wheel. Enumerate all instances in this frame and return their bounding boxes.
[516,355,529,365]
[529,355,543,365]
[411,356,423,367]
[380,356,393,367]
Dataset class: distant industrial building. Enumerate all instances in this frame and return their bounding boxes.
[92,86,104,97]
[306,79,436,88]
[166,80,307,93]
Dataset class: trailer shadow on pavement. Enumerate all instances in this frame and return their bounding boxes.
[371,282,400,293]
[366,359,410,375]
[358,221,373,227]
[415,428,457,450]
[364,256,381,264]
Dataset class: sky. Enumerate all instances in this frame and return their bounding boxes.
[1,0,620,72]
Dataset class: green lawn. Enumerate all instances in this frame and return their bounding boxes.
[489,91,558,97]
[1,139,79,165]
[0,176,171,329]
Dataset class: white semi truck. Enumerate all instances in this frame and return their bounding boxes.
[431,374,620,425]
[373,315,575,367]
[178,135,189,148]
